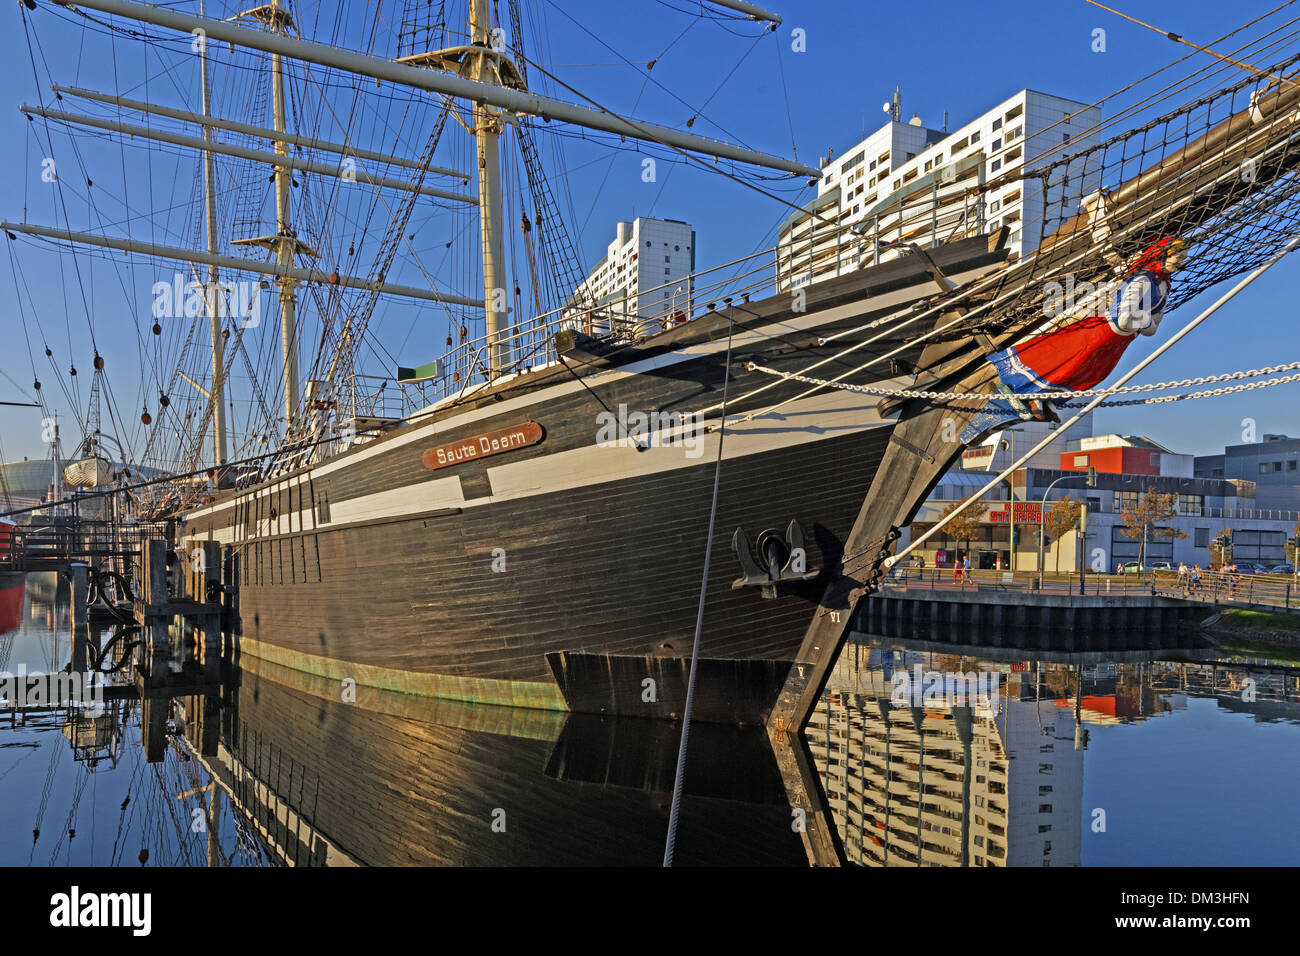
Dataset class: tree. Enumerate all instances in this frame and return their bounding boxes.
[1211,527,1234,568]
[1118,488,1187,567]
[1287,518,1300,565]
[939,501,987,565]
[1042,494,1079,574]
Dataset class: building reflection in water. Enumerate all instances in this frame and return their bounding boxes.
[809,638,1300,867]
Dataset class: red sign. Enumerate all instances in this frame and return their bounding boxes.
[422,421,544,470]
[935,549,947,565]
[989,503,1042,523]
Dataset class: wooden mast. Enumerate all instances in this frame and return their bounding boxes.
[469,0,508,377]
[198,0,227,468]
[269,0,300,434]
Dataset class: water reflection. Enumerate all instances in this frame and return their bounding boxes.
[5,580,1299,866]
[810,637,1300,866]
[0,585,803,866]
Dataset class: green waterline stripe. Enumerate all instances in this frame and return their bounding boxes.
[238,636,569,713]
[239,653,569,742]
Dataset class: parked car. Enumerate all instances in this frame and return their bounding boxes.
[1234,563,1269,574]
[1269,563,1296,574]
[1150,561,1173,571]
[1120,561,1144,574]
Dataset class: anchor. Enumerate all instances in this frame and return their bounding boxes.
[731,519,820,599]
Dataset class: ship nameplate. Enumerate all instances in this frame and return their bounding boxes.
[421,421,544,470]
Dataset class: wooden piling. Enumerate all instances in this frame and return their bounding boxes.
[70,563,89,673]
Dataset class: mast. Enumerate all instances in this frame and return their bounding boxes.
[54,0,820,177]
[470,0,507,376]
[269,0,299,433]
[199,0,227,467]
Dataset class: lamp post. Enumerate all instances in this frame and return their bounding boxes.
[1036,466,1098,590]
[1000,435,1015,572]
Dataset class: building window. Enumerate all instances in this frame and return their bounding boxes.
[991,160,1002,172]
[992,118,1002,131]
[1038,824,1052,833]
[1290,460,1297,470]
[1039,804,1053,813]
[1178,495,1204,516]
[971,130,980,143]
[1195,527,1210,547]
[665,256,671,263]
[992,138,1002,151]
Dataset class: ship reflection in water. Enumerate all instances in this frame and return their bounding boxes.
[1,584,1299,866]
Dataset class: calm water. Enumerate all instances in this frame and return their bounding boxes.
[0,577,1297,866]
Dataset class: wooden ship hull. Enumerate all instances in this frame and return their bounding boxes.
[180,234,1009,724]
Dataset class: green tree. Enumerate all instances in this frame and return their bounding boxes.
[1118,488,1187,567]
[939,501,987,566]
[1042,494,1079,574]
[1211,527,1234,568]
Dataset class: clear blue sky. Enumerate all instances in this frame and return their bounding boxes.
[1,0,1298,465]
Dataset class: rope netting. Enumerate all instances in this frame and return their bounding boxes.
[955,50,1300,340]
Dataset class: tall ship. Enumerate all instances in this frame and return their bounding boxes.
[8,0,1300,724]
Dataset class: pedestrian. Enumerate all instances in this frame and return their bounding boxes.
[963,555,972,584]
[953,556,961,584]
[1116,561,1123,577]
[1177,561,1187,585]
[1192,564,1201,589]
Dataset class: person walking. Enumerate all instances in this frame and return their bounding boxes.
[1177,561,1187,585]
[953,555,962,585]
[962,555,972,585]
[1192,564,1202,590]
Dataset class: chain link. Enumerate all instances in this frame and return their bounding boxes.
[744,361,1300,404]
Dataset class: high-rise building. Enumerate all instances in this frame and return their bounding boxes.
[564,217,695,332]
[775,89,1101,291]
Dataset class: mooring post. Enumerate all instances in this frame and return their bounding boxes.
[200,540,222,662]
[220,546,239,658]
[141,539,170,656]
[70,562,89,673]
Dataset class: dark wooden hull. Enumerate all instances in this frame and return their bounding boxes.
[181,236,1009,723]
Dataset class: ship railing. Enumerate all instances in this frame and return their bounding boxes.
[369,242,788,412]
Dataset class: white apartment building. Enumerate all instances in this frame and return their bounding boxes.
[776,90,1102,291]
[564,217,695,332]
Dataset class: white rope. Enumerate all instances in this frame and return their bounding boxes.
[743,360,1300,402]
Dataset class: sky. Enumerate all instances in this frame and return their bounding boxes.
[1,0,1299,467]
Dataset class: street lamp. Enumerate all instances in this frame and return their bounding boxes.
[1000,434,1015,572]
[1037,466,1097,590]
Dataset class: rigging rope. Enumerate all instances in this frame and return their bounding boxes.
[663,302,736,868]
